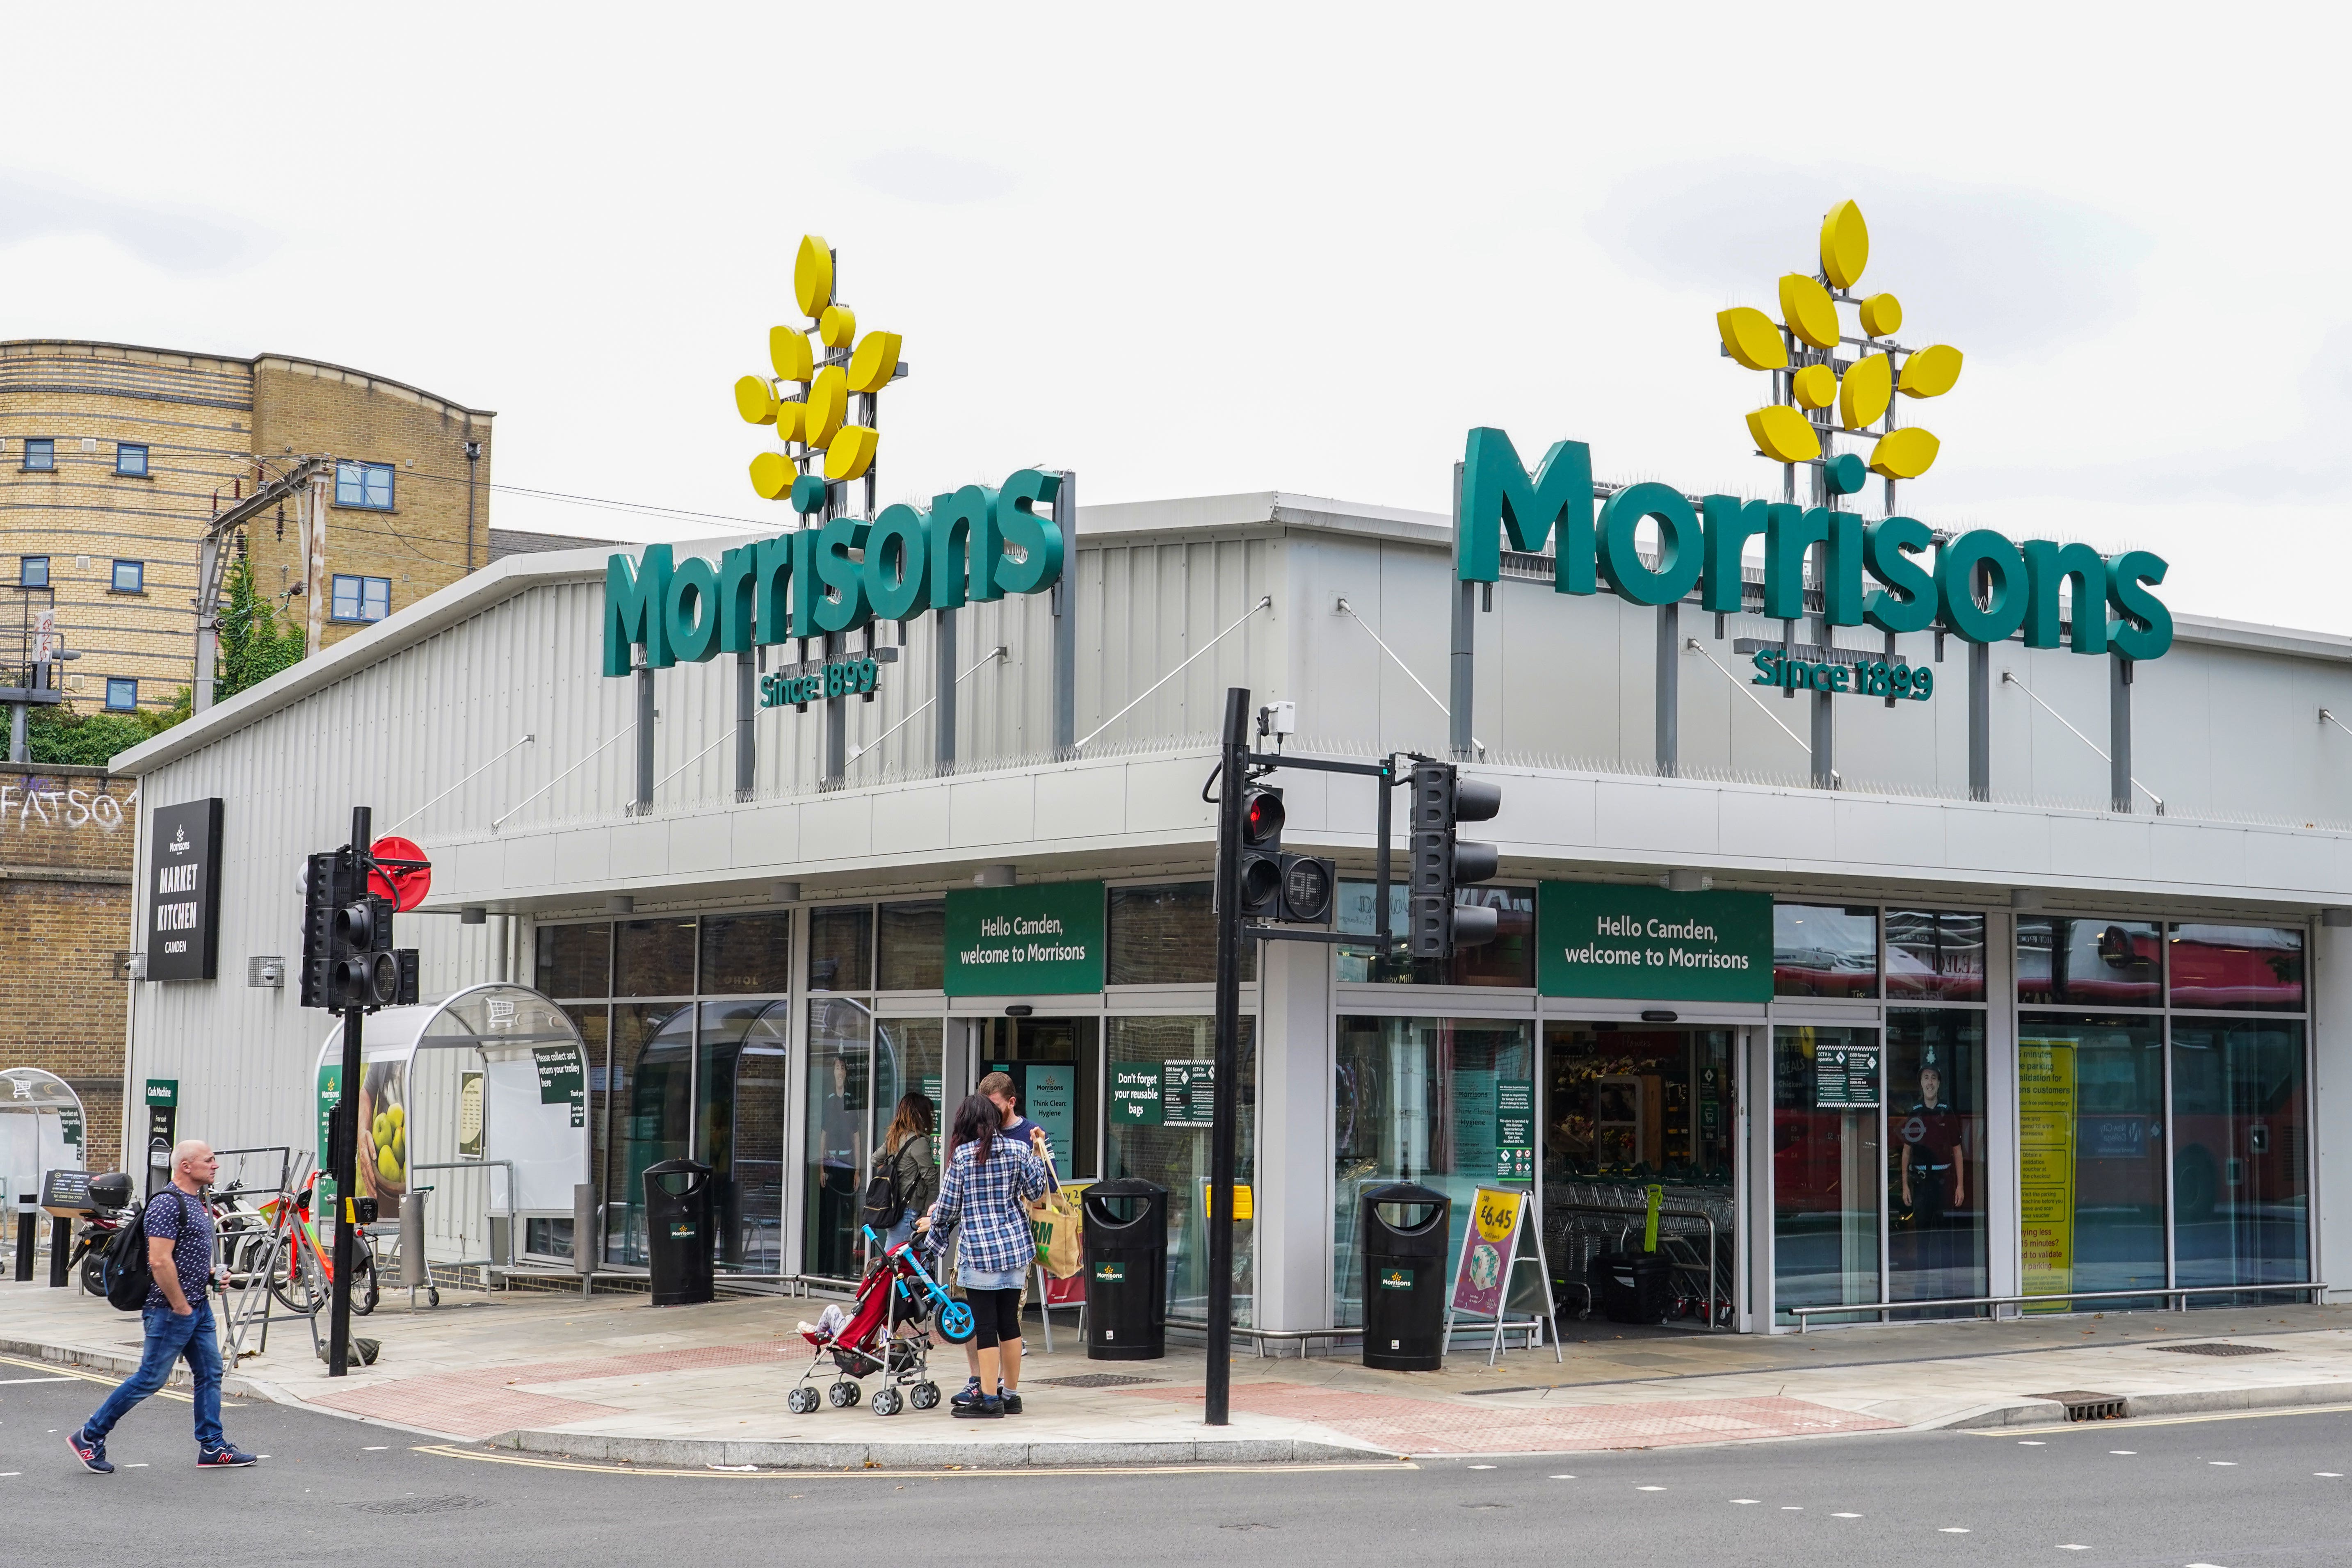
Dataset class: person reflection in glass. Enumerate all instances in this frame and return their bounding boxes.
[819,1053,863,1277]
[1897,1064,1966,1291]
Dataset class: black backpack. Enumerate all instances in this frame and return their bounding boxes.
[861,1148,910,1232]
[101,1189,195,1312]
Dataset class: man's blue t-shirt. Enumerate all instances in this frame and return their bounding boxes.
[142,1189,214,1312]
[1002,1114,1061,1191]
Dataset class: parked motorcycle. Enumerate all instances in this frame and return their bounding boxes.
[71,1173,137,1297]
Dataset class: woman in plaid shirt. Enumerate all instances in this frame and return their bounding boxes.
[918,1093,1050,1419]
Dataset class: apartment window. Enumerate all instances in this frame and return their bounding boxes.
[18,556,47,587]
[115,443,148,477]
[104,678,137,711]
[334,459,395,510]
[23,438,53,471]
[329,574,391,623]
[110,559,144,593]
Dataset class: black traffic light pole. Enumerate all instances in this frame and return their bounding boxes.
[1205,691,1248,1425]
[326,805,369,1378]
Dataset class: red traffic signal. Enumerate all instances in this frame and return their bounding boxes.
[368,834,433,912]
[1241,788,1285,845]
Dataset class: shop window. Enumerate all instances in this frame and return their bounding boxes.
[1771,1024,1883,1321]
[2168,924,2303,1013]
[696,999,791,1271]
[1335,881,1535,987]
[2017,918,2161,1007]
[1106,882,1253,984]
[1772,904,1878,997]
[23,438,53,471]
[614,917,696,997]
[1884,910,1986,1002]
[330,574,391,623]
[110,559,144,593]
[604,1003,691,1265]
[2016,1013,2167,1306]
[876,899,945,991]
[981,1014,1101,1181]
[104,677,137,711]
[698,911,791,994]
[808,904,873,991]
[2169,1016,2308,1297]
[1107,1015,1255,1326]
[1884,1010,1988,1310]
[115,442,148,476]
[18,555,47,587]
[335,459,395,509]
[803,996,872,1278]
[536,922,612,999]
[878,1017,945,1132]
[1333,1016,1533,1327]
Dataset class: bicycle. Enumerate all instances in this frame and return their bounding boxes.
[248,1175,380,1317]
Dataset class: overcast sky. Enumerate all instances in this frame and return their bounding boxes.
[6,4,2343,630]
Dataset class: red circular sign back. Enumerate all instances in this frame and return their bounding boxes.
[369,835,433,913]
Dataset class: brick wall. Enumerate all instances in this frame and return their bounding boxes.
[0,760,137,1172]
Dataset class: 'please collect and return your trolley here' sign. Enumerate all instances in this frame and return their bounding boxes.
[1538,883,1774,1003]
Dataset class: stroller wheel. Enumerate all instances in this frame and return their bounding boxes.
[872,1386,903,1417]
[828,1380,861,1408]
[910,1381,941,1411]
[937,1301,976,1344]
[788,1385,820,1415]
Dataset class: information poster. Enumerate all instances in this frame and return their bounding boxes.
[1023,1063,1076,1168]
[457,1071,486,1159]
[315,1064,341,1203]
[2018,1040,2076,1308]
[532,1044,587,1128]
[1110,1066,1164,1125]
[1813,1044,1880,1109]
[1450,1187,1526,1319]
[1162,1062,1215,1127]
[1494,1080,1534,1183]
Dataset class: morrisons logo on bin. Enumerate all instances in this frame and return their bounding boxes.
[1453,429,2172,662]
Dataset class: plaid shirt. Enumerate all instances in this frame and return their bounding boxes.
[926,1135,1049,1276]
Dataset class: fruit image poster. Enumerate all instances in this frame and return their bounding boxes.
[359,1059,409,1204]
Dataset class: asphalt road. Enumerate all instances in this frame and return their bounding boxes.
[6,1355,2351,1567]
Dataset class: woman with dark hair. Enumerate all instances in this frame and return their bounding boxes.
[917,1093,1048,1419]
[877,1093,938,1255]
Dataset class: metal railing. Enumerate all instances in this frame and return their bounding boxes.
[1790,1280,2329,1330]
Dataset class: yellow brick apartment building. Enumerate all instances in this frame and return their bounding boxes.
[0,339,496,715]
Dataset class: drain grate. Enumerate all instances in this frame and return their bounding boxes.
[1036,1372,1166,1389]
[2037,1390,2128,1422]
[2151,1342,2282,1358]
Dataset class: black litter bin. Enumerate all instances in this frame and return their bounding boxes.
[642,1158,714,1307]
[1080,1178,1167,1360]
[1589,1249,1674,1324]
[1360,1182,1450,1371]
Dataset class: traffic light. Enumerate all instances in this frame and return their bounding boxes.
[299,849,353,1009]
[332,891,402,1009]
[301,846,407,1009]
[1409,761,1503,959]
[1234,784,1336,925]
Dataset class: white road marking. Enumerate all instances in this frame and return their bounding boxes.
[1832,1513,1863,1519]
[1467,1464,1495,1470]
[362,1445,389,1451]
[1782,1506,1802,1511]
[2316,1472,2343,1478]
[2020,1440,2047,1445]
[0,1473,19,1478]
[2111,1450,2136,1455]
[2186,1562,2230,1567]
[2210,1461,2238,1466]
[1939,1527,1970,1533]
[124,1463,147,1468]
[0,1376,74,1385]
[1731,1499,1758,1504]
[1548,1475,1575,1480]
[2058,1547,2089,1552]
[1637,1485,1666,1491]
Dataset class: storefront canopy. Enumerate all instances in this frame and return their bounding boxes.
[315,984,588,1216]
[0,1067,86,1203]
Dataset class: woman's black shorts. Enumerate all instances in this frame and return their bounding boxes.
[965,1286,1023,1348]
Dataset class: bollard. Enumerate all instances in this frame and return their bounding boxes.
[48,1217,69,1288]
[572,1182,595,1297]
[13,1209,32,1283]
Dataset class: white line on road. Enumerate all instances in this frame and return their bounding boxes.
[1637,1485,1665,1491]
[2316,1472,2342,1477]
[1731,1499,1758,1504]
[2210,1461,2238,1466]
[1939,1527,1970,1533]
[362,1445,388,1451]
[0,1376,75,1385]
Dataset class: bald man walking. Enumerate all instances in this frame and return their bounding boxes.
[69,1141,256,1472]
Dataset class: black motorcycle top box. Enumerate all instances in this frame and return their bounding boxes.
[85,1172,135,1211]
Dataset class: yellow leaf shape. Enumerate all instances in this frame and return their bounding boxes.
[804,366,848,447]
[824,426,879,483]
[1868,427,1939,479]
[733,375,777,425]
[1792,364,1836,410]
[1898,344,1963,399]
[770,327,813,382]
[794,235,834,318]
[819,305,857,350]
[776,399,806,444]
[1747,405,1821,464]
[1717,306,1787,371]
[749,451,794,499]
[1857,293,1902,338]
[1839,352,1893,430]
[846,331,903,395]
[1779,274,1840,350]
[1820,199,1869,290]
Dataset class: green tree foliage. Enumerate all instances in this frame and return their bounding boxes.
[24,686,190,766]
[216,547,306,701]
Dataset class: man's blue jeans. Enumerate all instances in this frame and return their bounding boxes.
[85,1303,224,1450]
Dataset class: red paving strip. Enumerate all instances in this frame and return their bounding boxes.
[1126,1382,1901,1454]
[298,1341,792,1440]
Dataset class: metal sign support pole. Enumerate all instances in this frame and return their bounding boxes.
[1204,687,1249,1426]
[1052,470,1077,756]
[1447,462,1474,760]
[326,806,369,1377]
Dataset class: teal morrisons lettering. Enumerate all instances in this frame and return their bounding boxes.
[761,656,883,710]
[1748,647,1932,701]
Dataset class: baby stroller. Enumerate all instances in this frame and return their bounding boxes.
[786,1226,975,1416]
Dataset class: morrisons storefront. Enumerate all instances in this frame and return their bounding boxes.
[111,220,2352,1337]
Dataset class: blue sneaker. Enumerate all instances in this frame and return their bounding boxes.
[950,1376,986,1410]
[196,1443,257,1468]
[68,1428,113,1474]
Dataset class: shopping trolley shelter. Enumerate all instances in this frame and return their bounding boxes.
[91,189,2352,1353]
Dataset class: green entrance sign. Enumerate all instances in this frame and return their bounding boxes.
[944,881,1105,996]
[1538,882,1772,1002]
[144,1079,178,1108]
[1494,1080,1533,1183]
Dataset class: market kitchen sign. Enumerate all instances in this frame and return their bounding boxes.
[146,798,224,983]
[1538,882,1772,1003]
